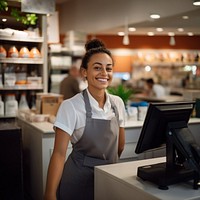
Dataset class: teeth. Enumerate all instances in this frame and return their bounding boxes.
[97,78,108,82]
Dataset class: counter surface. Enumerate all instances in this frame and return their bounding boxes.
[95,157,200,200]
[18,116,200,133]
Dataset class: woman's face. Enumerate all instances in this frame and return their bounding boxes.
[83,53,113,91]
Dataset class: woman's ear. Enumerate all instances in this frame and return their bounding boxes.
[80,67,87,79]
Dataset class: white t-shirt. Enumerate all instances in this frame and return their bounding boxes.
[153,84,166,98]
[54,89,125,144]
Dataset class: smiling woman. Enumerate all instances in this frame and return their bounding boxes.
[44,39,126,200]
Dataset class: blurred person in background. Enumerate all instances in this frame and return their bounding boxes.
[144,78,166,98]
[60,65,81,99]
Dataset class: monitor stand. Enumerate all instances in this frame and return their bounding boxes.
[137,121,200,190]
[137,162,195,190]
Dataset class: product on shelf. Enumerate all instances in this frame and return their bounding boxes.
[19,47,30,58]
[0,45,7,58]
[8,46,19,58]
[15,65,27,85]
[5,94,18,116]
[30,47,41,58]
[19,93,29,110]
[0,95,4,116]
[0,65,3,87]
[4,65,16,86]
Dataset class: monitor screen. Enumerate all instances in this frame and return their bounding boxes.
[134,101,200,189]
[135,101,195,154]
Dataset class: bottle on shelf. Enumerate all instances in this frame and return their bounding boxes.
[15,65,27,85]
[0,95,4,116]
[4,64,16,86]
[19,47,30,58]
[0,45,7,58]
[30,91,36,111]
[8,46,19,58]
[19,93,29,110]
[30,47,41,58]
[0,65,3,87]
[5,94,18,116]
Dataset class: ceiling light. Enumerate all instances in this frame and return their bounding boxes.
[123,35,130,45]
[156,28,163,32]
[122,18,130,45]
[2,18,7,22]
[147,32,154,36]
[177,28,184,32]
[193,0,200,6]
[118,32,124,36]
[128,27,136,32]
[168,32,175,36]
[150,14,160,19]
[182,15,189,19]
[188,32,194,36]
[169,36,176,46]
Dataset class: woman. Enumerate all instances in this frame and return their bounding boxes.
[44,39,126,200]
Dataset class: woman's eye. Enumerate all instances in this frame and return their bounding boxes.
[106,67,113,72]
[94,66,102,71]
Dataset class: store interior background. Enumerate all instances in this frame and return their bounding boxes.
[47,0,200,98]
[1,1,200,199]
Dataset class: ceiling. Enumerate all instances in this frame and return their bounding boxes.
[56,0,200,36]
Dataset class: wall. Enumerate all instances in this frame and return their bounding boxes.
[88,35,200,50]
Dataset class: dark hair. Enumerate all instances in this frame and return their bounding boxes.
[80,39,114,69]
[146,78,154,85]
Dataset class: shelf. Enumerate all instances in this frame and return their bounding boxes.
[133,61,200,67]
[0,58,43,64]
[1,36,44,43]
[0,85,43,91]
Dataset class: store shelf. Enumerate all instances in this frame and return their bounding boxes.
[1,36,44,43]
[133,61,200,67]
[0,85,43,91]
[0,57,43,64]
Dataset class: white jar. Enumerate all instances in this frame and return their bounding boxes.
[5,94,18,116]
[19,93,29,110]
[138,106,148,121]
[127,106,138,121]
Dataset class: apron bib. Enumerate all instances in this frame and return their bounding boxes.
[57,90,119,200]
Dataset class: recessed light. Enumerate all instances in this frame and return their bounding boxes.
[182,15,189,19]
[188,32,194,36]
[156,28,163,32]
[168,32,175,36]
[147,32,155,36]
[128,27,136,32]
[177,28,184,32]
[150,14,160,19]
[118,32,124,36]
[193,0,200,6]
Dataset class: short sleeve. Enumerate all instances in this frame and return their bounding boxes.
[53,100,77,136]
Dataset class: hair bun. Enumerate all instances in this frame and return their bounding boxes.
[85,39,105,51]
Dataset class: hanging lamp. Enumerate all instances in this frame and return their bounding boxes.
[193,0,200,6]
[123,18,130,45]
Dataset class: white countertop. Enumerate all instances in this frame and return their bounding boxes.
[17,116,200,134]
[95,157,200,200]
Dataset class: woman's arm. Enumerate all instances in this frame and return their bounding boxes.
[118,127,125,157]
[44,128,70,200]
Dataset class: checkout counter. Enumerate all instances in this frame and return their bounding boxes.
[16,116,200,200]
[95,157,200,200]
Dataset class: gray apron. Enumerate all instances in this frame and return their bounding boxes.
[57,89,119,200]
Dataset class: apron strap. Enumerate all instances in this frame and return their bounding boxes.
[109,95,120,126]
[83,89,120,124]
[82,89,92,118]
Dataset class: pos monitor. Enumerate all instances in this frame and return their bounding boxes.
[135,101,200,190]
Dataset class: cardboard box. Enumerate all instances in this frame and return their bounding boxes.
[36,93,63,116]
